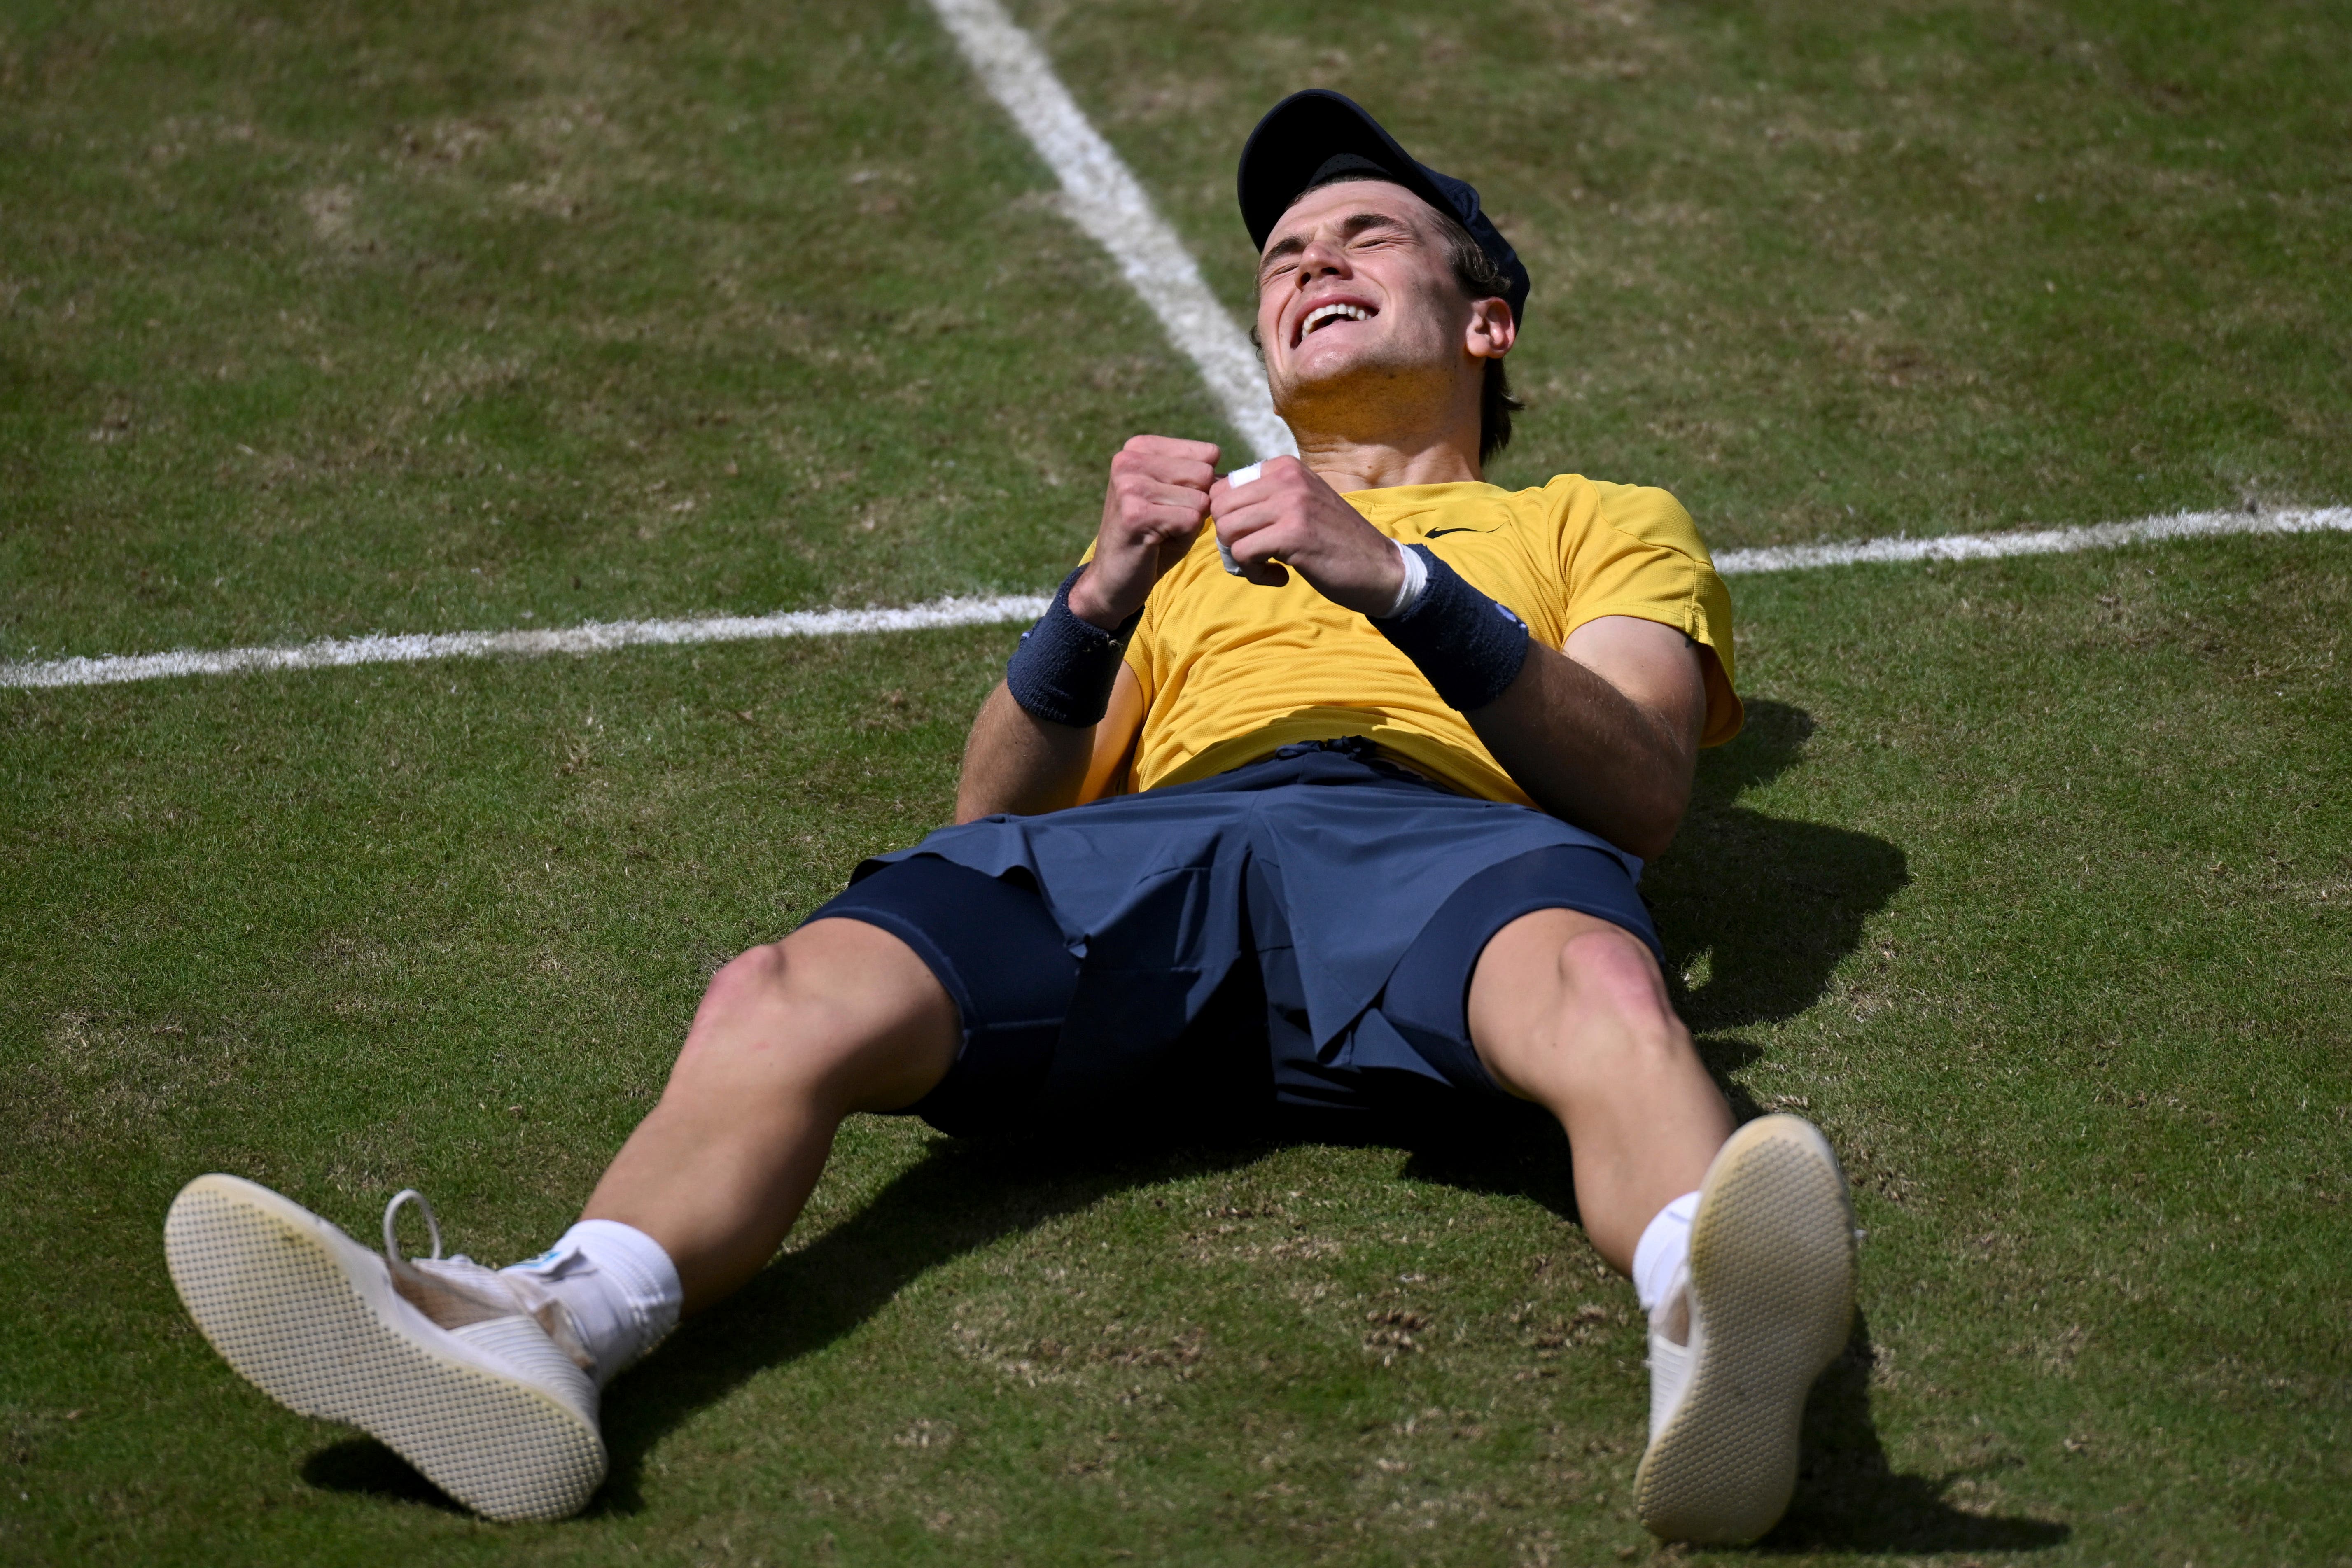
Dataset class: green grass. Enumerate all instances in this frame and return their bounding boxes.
[1029,0,2352,538]
[0,0,1235,662]
[6,537,2347,1565]
[3,0,2350,1563]
[6,0,2350,662]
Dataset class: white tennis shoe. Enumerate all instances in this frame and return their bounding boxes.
[1634,1114,1858,1545]
[164,1174,606,1522]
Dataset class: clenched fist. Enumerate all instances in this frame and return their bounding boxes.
[1209,456,1407,617]
[1067,435,1220,629]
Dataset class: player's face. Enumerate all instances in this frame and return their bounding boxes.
[1254,180,1479,408]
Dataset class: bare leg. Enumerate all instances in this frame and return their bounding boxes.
[581,917,960,1313]
[1468,908,1734,1274]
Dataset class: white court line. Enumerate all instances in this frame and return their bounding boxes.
[1711,504,2352,574]
[922,0,1295,463]
[5,506,2343,691]
[0,595,1050,691]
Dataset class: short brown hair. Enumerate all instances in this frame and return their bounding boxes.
[1428,203,1524,467]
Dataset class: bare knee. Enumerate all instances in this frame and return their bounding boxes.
[673,942,817,1077]
[696,942,791,1024]
[1514,929,1690,1097]
[668,922,958,1112]
[1554,929,1675,1038]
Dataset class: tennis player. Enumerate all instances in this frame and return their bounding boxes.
[165,90,1857,1545]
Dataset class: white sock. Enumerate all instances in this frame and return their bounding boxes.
[1632,1191,1701,1320]
[505,1219,683,1388]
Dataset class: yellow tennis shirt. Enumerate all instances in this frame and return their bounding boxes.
[1108,474,1741,808]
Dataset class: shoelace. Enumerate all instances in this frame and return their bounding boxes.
[383,1188,445,1267]
[376,1187,597,1371]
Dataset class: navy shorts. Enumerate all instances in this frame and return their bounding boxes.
[802,738,1659,1138]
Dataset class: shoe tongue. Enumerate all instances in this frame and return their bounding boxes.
[1651,1276,1693,1348]
[391,1255,524,1332]
[412,1256,601,1373]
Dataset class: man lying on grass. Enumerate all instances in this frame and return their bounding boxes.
[165,89,1858,1545]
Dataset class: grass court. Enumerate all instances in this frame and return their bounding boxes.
[2,0,2347,1562]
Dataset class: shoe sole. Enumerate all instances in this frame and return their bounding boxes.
[163,1174,605,1522]
[1633,1115,1856,1545]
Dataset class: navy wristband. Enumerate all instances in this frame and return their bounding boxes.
[1372,545,1531,711]
[1005,566,1142,728]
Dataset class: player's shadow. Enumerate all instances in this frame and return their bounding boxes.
[296,1133,1248,1516]
[306,698,1931,1523]
[1402,702,2050,1553]
[301,1437,474,1514]
[1360,1175,2072,1554]
[1763,1310,2070,1553]
[1401,698,1907,1218]
[587,1132,1265,1514]
[1645,698,1910,1078]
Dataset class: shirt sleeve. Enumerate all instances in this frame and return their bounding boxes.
[1559,479,1744,747]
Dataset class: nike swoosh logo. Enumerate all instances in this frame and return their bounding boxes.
[1423,526,1492,538]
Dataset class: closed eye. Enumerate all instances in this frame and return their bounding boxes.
[1256,211,1419,288]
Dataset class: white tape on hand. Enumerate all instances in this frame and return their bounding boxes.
[1381,537,1430,619]
[1217,462,1265,576]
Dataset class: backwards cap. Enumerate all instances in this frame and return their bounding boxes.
[1236,89,1530,327]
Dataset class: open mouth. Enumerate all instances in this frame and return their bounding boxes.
[1294,300,1374,346]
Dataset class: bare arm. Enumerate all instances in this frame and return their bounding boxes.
[955,434,1213,821]
[1467,616,1706,860]
[1211,458,1708,859]
[954,663,1145,822]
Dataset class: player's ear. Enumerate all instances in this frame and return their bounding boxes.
[1465,297,1516,362]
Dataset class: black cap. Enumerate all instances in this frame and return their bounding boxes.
[1237,89,1530,327]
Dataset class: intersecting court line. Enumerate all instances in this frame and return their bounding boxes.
[9,9,2345,693]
